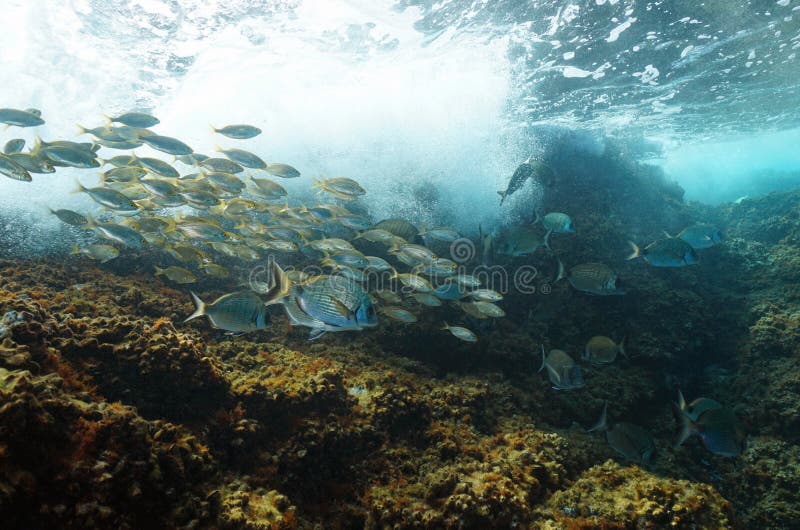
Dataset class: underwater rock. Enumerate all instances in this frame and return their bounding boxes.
[0,368,218,529]
[57,314,230,421]
[4,162,800,526]
[540,460,734,528]
[365,428,572,529]
[721,438,800,528]
[217,486,296,530]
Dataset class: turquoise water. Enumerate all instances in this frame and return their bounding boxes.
[1,0,798,231]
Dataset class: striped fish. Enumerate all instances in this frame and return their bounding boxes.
[558,261,624,295]
[269,263,377,340]
[185,291,269,333]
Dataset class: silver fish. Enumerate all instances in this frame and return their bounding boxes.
[0,108,45,127]
[498,159,554,204]
[200,157,244,174]
[185,291,269,332]
[498,226,547,256]
[539,346,584,390]
[270,262,377,339]
[673,392,744,457]
[627,238,699,267]
[42,146,99,168]
[213,124,262,139]
[583,336,625,364]
[217,146,266,169]
[0,153,32,181]
[140,134,193,155]
[380,306,418,322]
[106,112,160,128]
[135,156,180,178]
[442,322,477,342]
[3,139,25,154]
[559,261,624,296]
[264,163,301,179]
[74,182,139,212]
[49,208,87,227]
[672,224,723,250]
[70,243,119,263]
[589,403,656,466]
[86,215,146,247]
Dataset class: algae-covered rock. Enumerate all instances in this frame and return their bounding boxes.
[721,438,800,528]
[3,163,800,529]
[540,460,734,529]
[56,315,231,421]
[365,428,572,529]
[218,486,296,530]
[0,368,218,529]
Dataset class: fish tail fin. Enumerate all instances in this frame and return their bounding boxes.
[497,191,506,205]
[441,321,450,331]
[214,144,223,153]
[626,241,641,260]
[672,403,697,448]
[102,114,113,126]
[677,389,687,411]
[538,344,546,373]
[663,230,673,238]
[30,135,43,156]
[544,229,552,250]
[263,260,293,305]
[210,124,217,135]
[554,258,565,283]
[532,210,541,225]
[72,180,87,194]
[162,221,177,234]
[587,402,608,433]
[154,266,165,276]
[70,244,81,255]
[184,292,206,322]
[76,124,89,136]
[619,335,627,358]
[84,212,97,229]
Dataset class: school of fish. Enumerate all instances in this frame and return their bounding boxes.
[1,106,741,460]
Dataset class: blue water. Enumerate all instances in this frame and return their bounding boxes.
[1,0,798,236]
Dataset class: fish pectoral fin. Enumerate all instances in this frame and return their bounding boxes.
[330,297,354,319]
[307,328,327,341]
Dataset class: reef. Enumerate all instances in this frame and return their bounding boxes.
[2,140,800,528]
[538,460,734,529]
